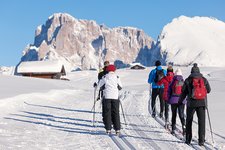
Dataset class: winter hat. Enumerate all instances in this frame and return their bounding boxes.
[155,60,161,66]
[175,68,182,76]
[167,65,173,73]
[106,64,116,72]
[191,63,200,73]
[104,60,110,67]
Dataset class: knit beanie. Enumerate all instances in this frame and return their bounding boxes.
[106,64,116,72]
[175,68,182,76]
[167,65,173,73]
[104,60,110,67]
[155,60,161,66]
[191,63,200,73]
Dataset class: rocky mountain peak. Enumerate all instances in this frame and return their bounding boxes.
[21,13,155,71]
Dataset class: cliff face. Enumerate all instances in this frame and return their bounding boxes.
[21,13,155,70]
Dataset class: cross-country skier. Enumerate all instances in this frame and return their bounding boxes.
[148,60,167,118]
[157,65,174,127]
[93,60,110,100]
[178,63,211,146]
[97,64,122,135]
[168,68,186,135]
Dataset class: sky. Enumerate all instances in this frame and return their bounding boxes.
[0,0,225,66]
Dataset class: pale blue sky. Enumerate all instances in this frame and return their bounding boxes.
[0,0,224,66]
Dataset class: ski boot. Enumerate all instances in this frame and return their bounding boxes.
[182,125,186,136]
[159,112,163,118]
[106,130,111,135]
[171,130,175,135]
[115,130,120,136]
[164,121,169,129]
[152,113,156,118]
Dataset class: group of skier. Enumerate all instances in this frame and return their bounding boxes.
[94,60,211,146]
[148,60,211,146]
[148,61,186,134]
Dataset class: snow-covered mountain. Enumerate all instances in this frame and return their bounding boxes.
[157,16,225,67]
[20,14,225,70]
[21,13,155,71]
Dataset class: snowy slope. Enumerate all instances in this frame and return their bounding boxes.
[158,16,225,67]
[0,67,225,149]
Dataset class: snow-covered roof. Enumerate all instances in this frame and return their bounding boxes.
[129,63,146,70]
[129,63,145,67]
[17,61,65,74]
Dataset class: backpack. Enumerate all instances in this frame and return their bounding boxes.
[191,77,207,100]
[172,79,184,96]
[154,69,165,83]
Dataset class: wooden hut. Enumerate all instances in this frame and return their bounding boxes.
[17,61,66,79]
[130,63,146,70]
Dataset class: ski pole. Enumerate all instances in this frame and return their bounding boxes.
[148,87,153,114]
[205,97,214,145]
[91,96,100,112]
[119,100,127,126]
[151,89,157,116]
[206,106,214,144]
[92,87,97,127]
[93,102,96,126]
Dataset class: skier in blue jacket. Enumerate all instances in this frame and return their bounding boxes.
[148,60,167,118]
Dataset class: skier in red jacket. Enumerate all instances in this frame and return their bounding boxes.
[157,65,174,127]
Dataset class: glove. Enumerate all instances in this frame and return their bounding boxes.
[178,98,183,105]
[96,95,100,101]
[93,82,97,88]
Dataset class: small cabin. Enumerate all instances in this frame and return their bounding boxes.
[17,61,66,79]
[130,63,146,70]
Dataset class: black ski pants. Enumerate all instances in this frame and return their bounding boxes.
[151,88,164,116]
[171,104,185,130]
[186,106,206,144]
[164,101,169,122]
[102,99,120,131]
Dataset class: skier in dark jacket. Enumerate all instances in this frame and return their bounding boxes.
[178,63,211,146]
[93,61,110,99]
[98,60,110,81]
[168,68,186,134]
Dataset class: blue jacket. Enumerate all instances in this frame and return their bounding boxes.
[148,66,167,89]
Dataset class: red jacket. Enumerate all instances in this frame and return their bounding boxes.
[157,72,174,101]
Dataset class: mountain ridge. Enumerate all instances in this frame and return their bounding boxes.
[21,13,155,71]
[20,13,225,71]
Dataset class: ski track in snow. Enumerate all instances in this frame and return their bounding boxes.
[0,69,225,149]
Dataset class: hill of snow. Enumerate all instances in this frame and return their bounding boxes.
[157,16,225,67]
[0,67,225,149]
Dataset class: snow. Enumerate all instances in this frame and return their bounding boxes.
[129,62,146,67]
[0,66,15,75]
[159,16,225,67]
[29,45,39,51]
[17,61,65,73]
[48,13,76,21]
[0,67,225,149]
